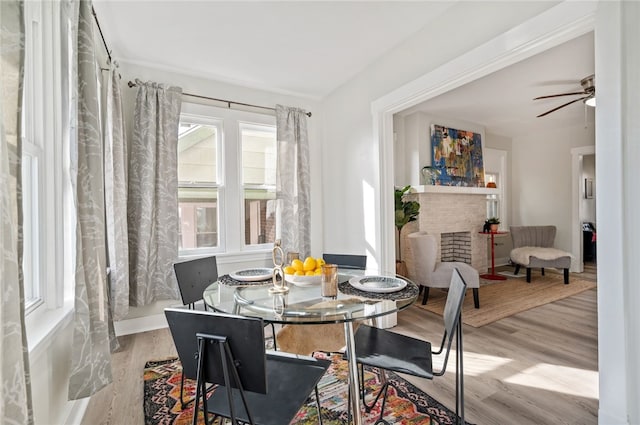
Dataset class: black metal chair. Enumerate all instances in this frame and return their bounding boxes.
[165,308,331,425]
[322,253,367,269]
[354,267,468,425]
[172,256,219,408]
[173,255,219,310]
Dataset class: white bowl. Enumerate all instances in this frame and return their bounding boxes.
[284,273,322,286]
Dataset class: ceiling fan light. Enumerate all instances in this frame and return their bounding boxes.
[585,97,596,107]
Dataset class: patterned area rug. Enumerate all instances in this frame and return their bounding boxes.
[417,273,596,327]
[144,355,472,425]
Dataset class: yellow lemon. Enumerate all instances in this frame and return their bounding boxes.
[294,270,305,276]
[291,259,304,272]
[303,257,317,272]
[283,266,296,275]
[316,258,325,267]
[305,270,315,276]
[314,269,322,275]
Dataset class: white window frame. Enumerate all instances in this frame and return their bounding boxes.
[484,148,508,231]
[178,102,277,258]
[23,1,74,352]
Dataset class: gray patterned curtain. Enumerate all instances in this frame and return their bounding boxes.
[0,1,34,423]
[104,60,129,321]
[128,79,182,305]
[68,0,113,399]
[275,105,311,257]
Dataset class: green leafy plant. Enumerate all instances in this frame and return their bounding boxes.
[395,185,420,261]
[486,217,500,224]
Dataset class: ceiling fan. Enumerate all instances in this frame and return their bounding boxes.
[534,74,595,118]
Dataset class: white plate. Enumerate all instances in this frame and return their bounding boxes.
[229,268,273,282]
[284,273,322,286]
[348,275,407,293]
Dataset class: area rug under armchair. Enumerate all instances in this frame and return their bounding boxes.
[143,354,473,425]
[417,273,596,327]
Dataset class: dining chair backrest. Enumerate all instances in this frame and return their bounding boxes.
[164,307,267,393]
[322,253,367,269]
[442,268,467,350]
[173,255,218,306]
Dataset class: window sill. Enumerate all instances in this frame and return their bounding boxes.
[26,299,74,359]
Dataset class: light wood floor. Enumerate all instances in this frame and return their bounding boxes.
[81,266,598,425]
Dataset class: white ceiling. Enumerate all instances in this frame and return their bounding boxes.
[92,1,454,99]
[92,2,594,137]
[399,32,595,138]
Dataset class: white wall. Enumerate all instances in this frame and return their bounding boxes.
[511,123,595,253]
[320,1,557,270]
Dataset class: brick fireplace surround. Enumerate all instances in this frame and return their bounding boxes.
[402,192,489,277]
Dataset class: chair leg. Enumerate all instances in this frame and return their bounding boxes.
[564,268,569,284]
[455,316,465,425]
[360,366,392,425]
[421,287,430,305]
[526,268,531,283]
[314,384,323,425]
[180,372,189,409]
[270,322,277,350]
[514,264,521,275]
[541,267,545,276]
[473,288,479,309]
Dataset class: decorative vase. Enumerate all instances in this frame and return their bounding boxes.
[395,260,407,277]
[490,223,499,232]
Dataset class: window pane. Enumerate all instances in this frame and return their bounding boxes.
[244,189,276,245]
[178,123,217,184]
[22,152,41,307]
[178,187,218,249]
[241,125,276,186]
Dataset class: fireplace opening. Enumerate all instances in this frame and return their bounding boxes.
[440,231,471,264]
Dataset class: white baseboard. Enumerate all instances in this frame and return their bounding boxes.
[64,397,90,425]
[114,313,168,336]
[598,408,629,425]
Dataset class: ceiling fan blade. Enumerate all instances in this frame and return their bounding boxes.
[533,91,587,100]
[537,96,590,118]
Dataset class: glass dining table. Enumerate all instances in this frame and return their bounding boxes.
[203,269,419,425]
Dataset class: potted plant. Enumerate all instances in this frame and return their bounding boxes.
[395,185,420,275]
[486,217,500,233]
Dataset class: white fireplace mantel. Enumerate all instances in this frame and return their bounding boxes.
[411,185,499,195]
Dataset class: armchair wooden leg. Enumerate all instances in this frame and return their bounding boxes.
[473,288,479,309]
[564,268,569,284]
[421,287,430,305]
[526,268,531,283]
[514,264,521,275]
[541,267,545,276]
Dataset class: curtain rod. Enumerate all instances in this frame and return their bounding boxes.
[91,6,112,63]
[127,80,312,117]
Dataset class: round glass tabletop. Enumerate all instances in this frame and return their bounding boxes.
[203,270,418,325]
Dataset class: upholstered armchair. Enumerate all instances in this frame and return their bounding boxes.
[407,231,480,308]
[510,225,571,284]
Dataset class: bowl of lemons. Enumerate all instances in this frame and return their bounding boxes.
[283,257,325,286]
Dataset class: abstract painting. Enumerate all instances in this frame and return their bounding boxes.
[430,124,485,187]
